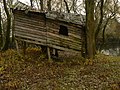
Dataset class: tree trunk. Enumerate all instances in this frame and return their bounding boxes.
[72,0,77,14]
[100,14,115,50]
[85,0,95,59]
[40,0,43,11]
[2,0,11,51]
[0,8,3,48]
[30,0,33,8]
[95,0,104,39]
[47,0,52,11]
[100,17,111,49]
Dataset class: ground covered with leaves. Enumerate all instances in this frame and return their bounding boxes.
[0,48,120,90]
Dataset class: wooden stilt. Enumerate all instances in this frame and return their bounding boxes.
[52,48,55,55]
[15,40,20,55]
[47,47,51,60]
[55,49,58,57]
[23,41,26,56]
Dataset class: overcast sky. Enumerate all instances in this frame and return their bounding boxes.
[19,0,30,4]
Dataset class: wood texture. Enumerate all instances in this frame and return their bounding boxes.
[13,10,84,52]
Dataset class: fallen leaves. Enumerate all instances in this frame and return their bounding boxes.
[0,49,120,90]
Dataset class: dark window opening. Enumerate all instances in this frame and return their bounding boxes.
[59,25,68,36]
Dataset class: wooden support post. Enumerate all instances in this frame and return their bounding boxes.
[55,49,58,57]
[15,40,20,56]
[52,48,58,57]
[47,47,51,60]
[23,41,27,56]
[52,48,55,55]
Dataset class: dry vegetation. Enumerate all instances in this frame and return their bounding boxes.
[0,48,120,90]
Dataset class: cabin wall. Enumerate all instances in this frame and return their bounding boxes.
[46,19,82,51]
[14,10,47,46]
[14,10,83,51]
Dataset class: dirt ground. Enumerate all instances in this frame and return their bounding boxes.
[0,48,120,90]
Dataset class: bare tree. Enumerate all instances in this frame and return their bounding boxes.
[94,0,120,50]
[2,0,11,50]
[47,0,52,11]
[95,0,104,39]
[101,0,119,43]
[63,0,70,13]
[30,0,33,8]
[0,8,3,48]
[40,0,43,11]
[85,0,95,60]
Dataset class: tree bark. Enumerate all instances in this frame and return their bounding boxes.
[47,0,52,11]
[2,0,11,51]
[30,0,33,8]
[85,0,95,59]
[0,8,3,48]
[40,0,43,11]
[0,8,2,48]
[95,0,104,38]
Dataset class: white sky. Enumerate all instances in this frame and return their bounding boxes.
[19,0,30,5]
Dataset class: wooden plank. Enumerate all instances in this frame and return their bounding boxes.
[15,33,47,43]
[15,40,20,56]
[15,21,82,42]
[14,30,46,38]
[15,16,45,24]
[14,29,46,38]
[47,47,51,60]
[46,20,82,34]
[47,24,82,35]
[15,37,81,52]
[47,43,81,51]
[15,21,45,28]
[69,29,82,34]
[47,28,82,42]
[15,13,45,19]
[46,38,81,47]
[15,26,47,35]
[47,32,82,44]
[15,37,47,47]
[14,26,81,49]
[69,33,82,42]
[47,29,81,40]
[14,12,45,22]
[47,27,82,37]
[15,24,46,32]
[14,11,45,20]
[15,31,81,50]
[15,18,45,27]
[46,36,81,50]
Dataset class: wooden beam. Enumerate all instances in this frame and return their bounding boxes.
[15,40,20,56]
[15,37,81,52]
[23,41,27,56]
[47,47,51,60]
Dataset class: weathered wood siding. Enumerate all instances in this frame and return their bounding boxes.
[14,10,47,46]
[13,10,83,51]
[46,18,83,51]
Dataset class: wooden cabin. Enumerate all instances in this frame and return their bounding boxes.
[13,9,84,56]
